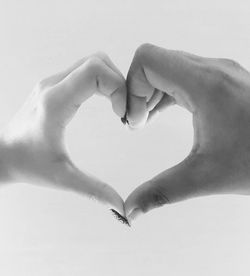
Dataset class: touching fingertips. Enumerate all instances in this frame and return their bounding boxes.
[121,112,129,125]
[110,209,131,227]
[126,94,148,128]
[125,90,172,128]
[111,85,127,117]
[127,208,143,223]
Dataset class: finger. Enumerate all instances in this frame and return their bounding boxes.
[126,43,212,127]
[57,57,124,97]
[95,52,124,79]
[111,86,127,117]
[126,63,154,128]
[147,93,175,122]
[40,53,127,118]
[43,56,126,126]
[147,89,164,112]
[96,52,127,117]
[38,52,123,88]
[56,159,125,216]
[125,154,219,223]
[127,95,148,128]
[39,57,90,88]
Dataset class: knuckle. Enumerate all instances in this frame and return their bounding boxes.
[84,57,106,89]
[85,56,104,74]
[212,68,234,89]
[134,43,155,60]
[38,90,55,112]
[219,58,241,69]
[201,64,235,91]
[200,58,245,93]
[34,78,49,93]
[93,51,109,61]
[128,43,156,81]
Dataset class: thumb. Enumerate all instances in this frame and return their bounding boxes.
[54,158,125,216]
[125,154,218,222]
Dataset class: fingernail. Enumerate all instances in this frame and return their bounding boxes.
[121,112,129,125]
[110,209,131,227]
[121,117,127,124]
[127,208,142,222]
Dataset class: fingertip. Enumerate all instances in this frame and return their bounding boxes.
[121,113,128,125]
[125,180,170,221]
[124,189,141,218]
[127,208,143,223]
[147,109,160,124]
[127,121,146,130]
[147,89,164,111]
[111,85,127,118]
[125,192,143,223]
[55,161,126,217]
[110,209,131,227]
[127,95,148,128]
[102,186,125,217]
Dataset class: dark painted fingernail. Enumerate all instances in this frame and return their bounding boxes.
[110,209,131,227]
[121,112,129,125]
[121,116,127,124]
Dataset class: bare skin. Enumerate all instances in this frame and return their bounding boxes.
[2,44,250,225]
[124,43,250,221]
[0,52,127,216]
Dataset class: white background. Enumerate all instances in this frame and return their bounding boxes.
[0,0,250,275]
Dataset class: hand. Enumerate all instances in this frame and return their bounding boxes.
[0,52,126,215]
[125,43,250,221]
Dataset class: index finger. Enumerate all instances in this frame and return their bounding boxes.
[126,43,214,127]
[42,56,126,127]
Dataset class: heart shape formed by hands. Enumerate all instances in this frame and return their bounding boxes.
[3,44,250,225]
